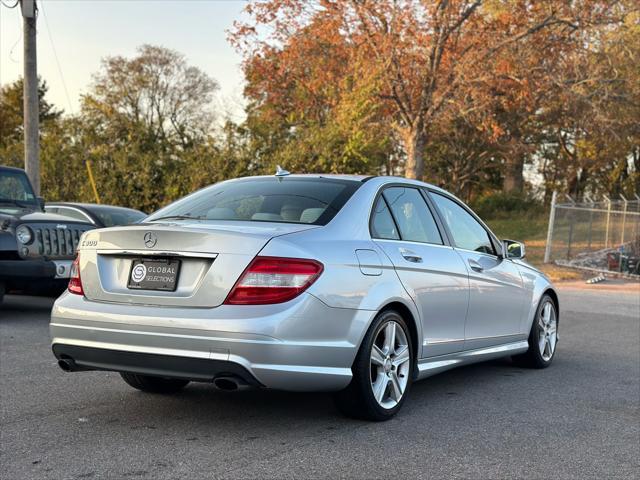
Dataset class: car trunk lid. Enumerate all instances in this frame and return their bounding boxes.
[78,221,317,307]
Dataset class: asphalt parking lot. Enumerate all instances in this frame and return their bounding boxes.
[1,287,639,479]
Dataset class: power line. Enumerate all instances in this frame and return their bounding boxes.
[7,11,23,64]
[38,0,74,113]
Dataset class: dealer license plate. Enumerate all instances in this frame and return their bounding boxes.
[127,258,181,291]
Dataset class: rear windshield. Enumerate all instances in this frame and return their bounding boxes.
[147,177,361,226]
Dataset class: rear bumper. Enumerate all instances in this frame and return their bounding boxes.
[53,344,262,386]
[50,291,376,391]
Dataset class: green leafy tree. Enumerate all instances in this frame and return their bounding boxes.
[0,77,62,153]
[82,44,218,149]
[75,45,223,211]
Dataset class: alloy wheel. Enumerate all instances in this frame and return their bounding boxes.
[370,320,411,409]
[537,301,557,361]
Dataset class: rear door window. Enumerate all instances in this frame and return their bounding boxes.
[370,196,400,240]
[381,187,443,244]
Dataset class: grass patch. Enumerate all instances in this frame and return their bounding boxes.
[485,213,588,281]
[485,215,548,264]
[537,264,585,282]
[485,216,548,243]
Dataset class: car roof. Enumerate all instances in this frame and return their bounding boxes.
[367,175,447,192]
[286,173,373,182]
[229,173,373,183]
[47,202,143,213]
[224,173,444,190]
[0,165,29,174]
[199,174,452,200]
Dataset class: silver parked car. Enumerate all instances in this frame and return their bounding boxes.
[51,174,558,420]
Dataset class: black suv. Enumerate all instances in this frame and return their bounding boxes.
[0,166,94,304]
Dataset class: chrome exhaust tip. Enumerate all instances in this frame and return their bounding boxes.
[57,359,74,372]
[213,376,249,391]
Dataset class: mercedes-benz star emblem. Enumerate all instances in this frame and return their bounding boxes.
[143,232,157,248]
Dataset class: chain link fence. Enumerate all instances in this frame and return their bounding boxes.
[544,192,640,277]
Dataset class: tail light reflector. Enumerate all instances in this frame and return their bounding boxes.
[68,255,84,295]
[224,256,323,305]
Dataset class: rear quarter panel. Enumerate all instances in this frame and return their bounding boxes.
[259,224,422,354]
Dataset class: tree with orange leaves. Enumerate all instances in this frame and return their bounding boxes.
[231,0,625,183]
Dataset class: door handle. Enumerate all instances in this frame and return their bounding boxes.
[468,259,484,272]
[399,248,423,263]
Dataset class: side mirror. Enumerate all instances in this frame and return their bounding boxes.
[37,196,45,211]
[502,239,525,259]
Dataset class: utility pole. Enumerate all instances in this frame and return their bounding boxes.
[21,0,40,195]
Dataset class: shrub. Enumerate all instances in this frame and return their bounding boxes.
[471,192,542,220]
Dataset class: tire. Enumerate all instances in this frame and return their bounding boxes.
[513,294,558,368]
[334,310,414,421]
[120,372,189,394]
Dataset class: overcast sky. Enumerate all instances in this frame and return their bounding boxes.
[0,0,248,120]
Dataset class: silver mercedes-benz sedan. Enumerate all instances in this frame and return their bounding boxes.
[51,173,558,420]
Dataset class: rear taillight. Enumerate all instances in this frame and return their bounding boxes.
[68,255,84,295]
[224,256,323,305]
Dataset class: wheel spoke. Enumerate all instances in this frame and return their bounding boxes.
[392,346,410,367]
[384,322,397,353]
[543,303,552,324]
[538,335,546,356]
[371,345,385,367]
[370,319,412,408]
[389,372,403,401]
[372,376,388,403]
[538,316,546,330]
